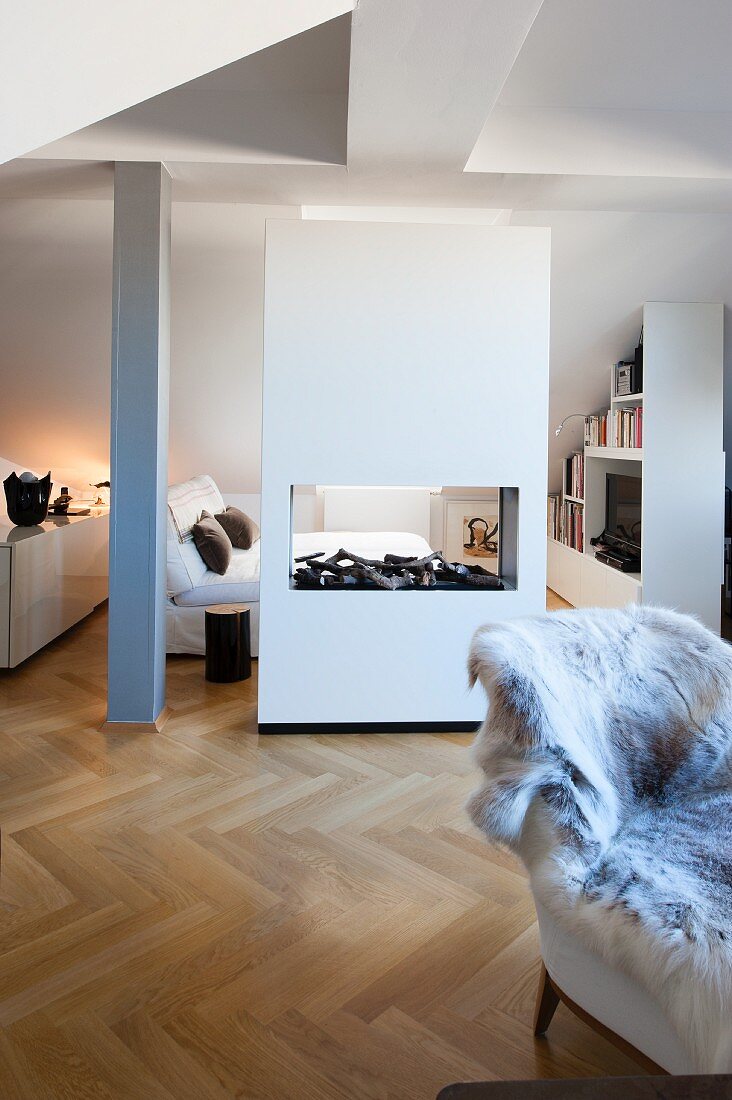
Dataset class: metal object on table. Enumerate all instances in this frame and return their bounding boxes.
[204,603,252,683]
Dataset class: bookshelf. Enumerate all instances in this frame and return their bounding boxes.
[584,446,642,460]
[547,302,724,632]
[611,392,644,406]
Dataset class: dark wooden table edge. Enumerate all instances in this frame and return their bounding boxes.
[437,1075,732,1100]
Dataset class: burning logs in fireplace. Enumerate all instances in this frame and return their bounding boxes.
[292,549,503,590]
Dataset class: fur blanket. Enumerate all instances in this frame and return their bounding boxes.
[467,605,732,1072]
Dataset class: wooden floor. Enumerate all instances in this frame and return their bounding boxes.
[546,589,573,611]
[0,597,640,1099]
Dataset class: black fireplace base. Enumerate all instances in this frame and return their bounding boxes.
[258,721,481,735]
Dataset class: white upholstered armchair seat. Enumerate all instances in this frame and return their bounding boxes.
[535,901,693,1074]
[467,605,732,1074]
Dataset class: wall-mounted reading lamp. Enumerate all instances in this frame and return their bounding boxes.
[555,413,591,437]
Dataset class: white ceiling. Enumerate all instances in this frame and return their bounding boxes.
[0,0,353,165]
[467,0,732,181]
[346,0,542,171]
[5,0,732,210]
[498,0,732,112]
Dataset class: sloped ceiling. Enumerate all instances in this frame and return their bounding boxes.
[0,0,354,165]
[27,15,352,167]
[5,0,732,212]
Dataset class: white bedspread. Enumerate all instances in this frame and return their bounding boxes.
[292,531,433,563]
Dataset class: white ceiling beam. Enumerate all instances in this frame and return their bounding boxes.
[10,157,732,215]
[301,206,511,223]
[1,0,354,165]
[24,91,348,167]
[346,0,544,172]
[466,106,732,179]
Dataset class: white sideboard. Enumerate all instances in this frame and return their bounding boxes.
[0,508,109,667]
[547,536,642,610]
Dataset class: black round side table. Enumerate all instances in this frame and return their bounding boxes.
[204,604,252,683]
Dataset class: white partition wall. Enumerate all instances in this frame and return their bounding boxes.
[642,302,724,630]
[259,220,550,729]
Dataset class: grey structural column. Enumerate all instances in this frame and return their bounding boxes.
[106,162,171,729]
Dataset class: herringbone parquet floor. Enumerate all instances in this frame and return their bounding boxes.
[0,600,642,1099]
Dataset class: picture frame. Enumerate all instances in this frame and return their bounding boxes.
[443,496,500,574]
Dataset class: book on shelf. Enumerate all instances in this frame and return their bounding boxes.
[547,493,560,541]
[584,406,642,449]
[584,413,607,447]
[609,406,642,448]
[564,451,584,499]
[562,500,584,552]
[547,493,583,552]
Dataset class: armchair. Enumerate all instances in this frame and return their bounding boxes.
[467,605,732,1074]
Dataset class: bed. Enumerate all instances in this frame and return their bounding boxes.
[166,476,434,658]
[291,530,433,563]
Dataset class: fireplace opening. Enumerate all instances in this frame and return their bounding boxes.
[289,485,518,591]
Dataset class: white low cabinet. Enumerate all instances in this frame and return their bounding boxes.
[0,547,10,665]
[0,509,109,667]
[547,537,642,610]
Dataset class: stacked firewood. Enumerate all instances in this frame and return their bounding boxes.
[292,549,503,590]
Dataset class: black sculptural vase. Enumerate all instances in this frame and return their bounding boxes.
[3,472,53,526]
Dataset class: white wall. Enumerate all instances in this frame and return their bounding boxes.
[170,202,299,492]
[4,201,732,504]
[0,456,82,503]
[259,220,550,726]
[0,199,113,490]
[509,210,732,489]
[0,199,297,494]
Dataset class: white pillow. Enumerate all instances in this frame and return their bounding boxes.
[166,511,208,596]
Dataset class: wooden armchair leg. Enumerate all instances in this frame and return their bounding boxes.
[533,963,560,1036]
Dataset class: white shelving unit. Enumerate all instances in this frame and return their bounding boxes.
[611,392,644,406]
[548,302,724,631]
[584,446,643,461]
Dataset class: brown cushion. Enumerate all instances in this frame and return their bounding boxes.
[192,511,232,575]
[215,506,260,551]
